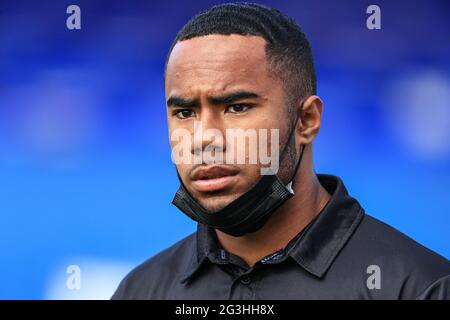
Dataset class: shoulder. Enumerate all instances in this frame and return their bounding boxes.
[356,214,448,268]
[346,214,449,298]
[111,231,197,300]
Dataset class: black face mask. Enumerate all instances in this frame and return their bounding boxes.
[172,114,305,237]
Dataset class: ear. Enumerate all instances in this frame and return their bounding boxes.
[296,95,324,145]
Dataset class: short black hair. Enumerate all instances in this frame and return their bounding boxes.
[165,2,316,106]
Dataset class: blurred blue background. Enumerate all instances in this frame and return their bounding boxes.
[0,0,449,299]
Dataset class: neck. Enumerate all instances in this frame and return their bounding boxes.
[215,152,330,267]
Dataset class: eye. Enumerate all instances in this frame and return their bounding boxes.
[173,109,196,119]
[226,104,251,113]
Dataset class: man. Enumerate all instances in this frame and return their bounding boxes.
[112,3,449,299]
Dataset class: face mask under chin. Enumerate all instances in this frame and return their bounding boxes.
[172,172,296,237]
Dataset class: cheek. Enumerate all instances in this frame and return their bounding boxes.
[236,164,264,190]
[168,123,196,151]
[175,164,193,184]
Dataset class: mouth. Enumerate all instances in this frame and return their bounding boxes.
[190,165,239,192]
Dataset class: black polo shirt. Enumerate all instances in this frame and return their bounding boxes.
[112,174,449,300]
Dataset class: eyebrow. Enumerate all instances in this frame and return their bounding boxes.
[166,90,262,108]
[166,96,200,108]
[207,91,261,105]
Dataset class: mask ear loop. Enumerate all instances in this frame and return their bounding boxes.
[285,99,307,194]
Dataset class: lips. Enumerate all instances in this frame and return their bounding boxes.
[190,166,239,192]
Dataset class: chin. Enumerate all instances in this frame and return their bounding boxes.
[198,193,240,213]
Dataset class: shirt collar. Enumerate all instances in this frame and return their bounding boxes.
[180,174,364,283]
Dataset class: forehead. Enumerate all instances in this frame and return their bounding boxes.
[165,34,272,95]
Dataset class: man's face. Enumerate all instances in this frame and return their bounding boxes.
[165,34,293,212]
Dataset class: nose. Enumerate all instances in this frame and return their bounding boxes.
[191,109,226,163]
